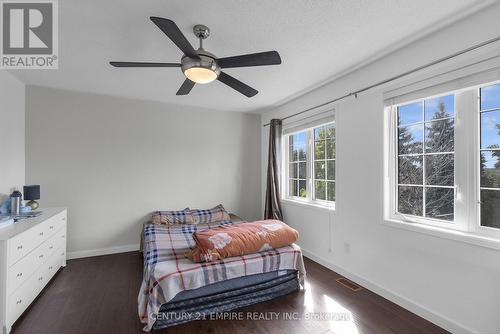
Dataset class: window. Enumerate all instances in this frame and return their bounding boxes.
[479,84,500,229]
[387,80,500,240]
[397,95,455,221]
[285,121,335,205]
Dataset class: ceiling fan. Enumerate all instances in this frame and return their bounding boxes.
[110,17,282,97]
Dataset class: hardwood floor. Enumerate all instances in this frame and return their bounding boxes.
[11,252,449,334]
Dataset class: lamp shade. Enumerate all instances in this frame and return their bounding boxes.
[23,185,40,200]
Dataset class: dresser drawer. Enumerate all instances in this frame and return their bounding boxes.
[7,244,65,325]
[43,211,67,237]
[7,223,45,266]
[7,211,67,266]
[7,269,41,325]
[7,227,66,295]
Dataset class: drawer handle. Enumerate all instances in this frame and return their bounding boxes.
[49,225,54,229]
[38,276,43,281]
[16,299,22,304]
[39,254,44,258]
[61,235,65,238]
[49,266,53,270]
[49,246,54,249]
[39,232,44,236]
[61,252,65,256]
[62,217,66,221]
[17,245,23,250]
[16,272,23,277]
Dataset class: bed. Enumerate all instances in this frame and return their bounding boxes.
[139,216,306,331]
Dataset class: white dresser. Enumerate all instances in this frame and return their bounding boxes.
[0,208,67,334]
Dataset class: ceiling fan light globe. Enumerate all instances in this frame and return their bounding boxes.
[184,67,217,84]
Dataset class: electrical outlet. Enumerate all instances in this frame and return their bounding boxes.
[344,242,350,254]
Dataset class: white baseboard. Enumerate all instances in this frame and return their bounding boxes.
[67,243,140,260]
[300,247,475,334]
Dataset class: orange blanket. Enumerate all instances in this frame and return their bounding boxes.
[185,220,299,263]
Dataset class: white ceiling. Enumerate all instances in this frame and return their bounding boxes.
[10,0,489,112]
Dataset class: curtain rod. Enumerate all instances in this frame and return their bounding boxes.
[263,35,500,127]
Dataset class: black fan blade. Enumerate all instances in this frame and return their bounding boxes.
[110,62,180,67]
[217,51,281,69]
[150,17,200,60]
[217,72,258,97]
[176,79,195,95]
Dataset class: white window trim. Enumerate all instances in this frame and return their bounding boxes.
[384,78,500,249]
[282,121,336,209]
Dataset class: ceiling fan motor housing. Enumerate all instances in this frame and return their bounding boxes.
[181,49,221,83]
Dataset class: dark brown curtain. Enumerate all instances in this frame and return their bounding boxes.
[264,119,284,220]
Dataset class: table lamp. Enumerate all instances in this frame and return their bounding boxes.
[23,185,40,210]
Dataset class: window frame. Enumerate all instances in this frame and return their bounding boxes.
[312,123,336,203]
[474,85,500,238]
[386,81,500,241]
[284,129,311,201]
[395,94,456,223]
[283,121,336,208]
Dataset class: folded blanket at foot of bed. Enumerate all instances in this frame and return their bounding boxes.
[185,219,299,263]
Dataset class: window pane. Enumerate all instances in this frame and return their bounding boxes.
[295,132,306,144]
[290,145,298,161]
[425,119,454,153]
[325,124,335,139]
[398,156,423,185]
[398,101,422,126]
[315,140,325,160]
[398,186,423,216]
[398,124,423,155]
[298,180,307,198]
[290,179,298,197]
[424,95,454,121]
[314,126,326,140]
[327,160,335,181]
[326,138,335,159]
[425,154,454,186]
[481,150,500,188]
[327,181,335,201]
[481,189,500,228]
[289,163,297,178]
[480,83,500,111]
[314,161,325,179]
[298,162,306,179]
[315,181,326,200]
[480,110,500,149]
[298,145,306,161]
[426,187,454,221]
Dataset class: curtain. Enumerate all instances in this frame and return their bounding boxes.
[264,119,284,220]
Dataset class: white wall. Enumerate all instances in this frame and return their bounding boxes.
[26,86,261,257]
[261,3,500,334]
[0,71,25,199]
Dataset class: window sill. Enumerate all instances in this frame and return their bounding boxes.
[281,198,335,212]
[382,218,500,251]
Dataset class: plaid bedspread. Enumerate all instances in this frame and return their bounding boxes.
[138,220,306,331]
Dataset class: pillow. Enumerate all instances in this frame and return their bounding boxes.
[151,208,193,225]
[191,204,230,224]
[185,219,299,262]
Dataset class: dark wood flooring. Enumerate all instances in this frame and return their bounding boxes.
[11,252,449,334]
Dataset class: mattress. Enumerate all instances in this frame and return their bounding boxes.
[152,269,299,329]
